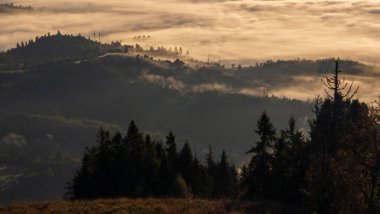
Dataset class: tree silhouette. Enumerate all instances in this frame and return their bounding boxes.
[215,150,237,198]
[166,131,177,175]
[178,141,193,189]
[242,111,276,200]
[306,59,379,213]
[321,59,359,102]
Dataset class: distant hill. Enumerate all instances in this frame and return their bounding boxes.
[0,55,313,160]
[0,32,126,70]
[0,3,32,13]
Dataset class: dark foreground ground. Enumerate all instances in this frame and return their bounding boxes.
[0,198,306,214]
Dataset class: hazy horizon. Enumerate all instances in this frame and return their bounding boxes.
[1,1,380,208]
[2,0,380,66]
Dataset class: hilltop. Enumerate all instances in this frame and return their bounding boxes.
[0,3,32,13]
[0,32,125,70]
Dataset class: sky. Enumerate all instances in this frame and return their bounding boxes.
[2,0,380,65]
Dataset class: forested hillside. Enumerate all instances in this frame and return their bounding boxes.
[0,33,378,204]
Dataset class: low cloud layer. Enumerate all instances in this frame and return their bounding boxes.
[2,0,380,65]
[141,70,380,103]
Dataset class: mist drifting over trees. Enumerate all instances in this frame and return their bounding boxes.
[0,29,379,214]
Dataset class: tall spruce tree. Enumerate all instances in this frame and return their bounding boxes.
[306,59,379,213]
[215,150,237,198]
[204,147,217,197]
[271,117,308,203]
[206,146,217,182]
[178,141,193,190]
[191,155,210,197]
[166,130,178,175]
[242,111,276,200]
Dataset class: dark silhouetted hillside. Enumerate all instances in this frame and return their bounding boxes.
[0,3,32,13]
[1,33,378,204]
[0,32,125,70]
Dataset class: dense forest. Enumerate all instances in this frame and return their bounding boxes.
[66,124,237,199]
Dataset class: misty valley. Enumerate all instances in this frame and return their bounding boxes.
[1,1,380,213]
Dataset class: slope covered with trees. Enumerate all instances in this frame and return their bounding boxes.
[0,32,125,70]
[1,33,379,207]
[0,3,32,13]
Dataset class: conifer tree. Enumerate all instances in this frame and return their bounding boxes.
[178,141,193,189]
[307,59,370,213]
[190,155,209,196]
[271,117,308,203]
[215,150,237,198]
[157,147,173,196]
[242,111,276,200]
[206,146,216,177]
[166,130,177,174]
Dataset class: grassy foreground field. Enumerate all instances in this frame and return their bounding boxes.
[0,198,305,214]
